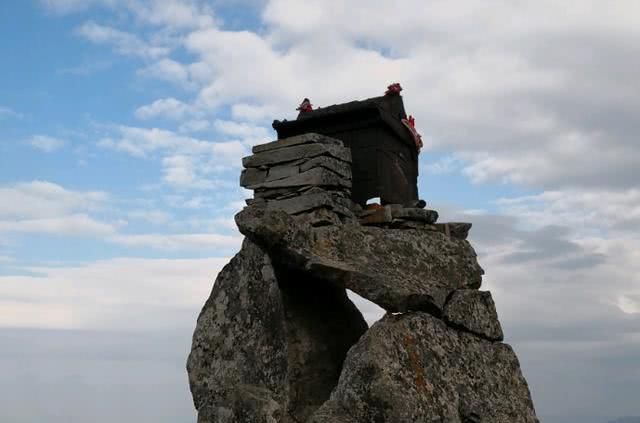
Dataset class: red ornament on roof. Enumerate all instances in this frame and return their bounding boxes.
[385,82,403,96]
[296,98,313,113]
[401,115,423,152]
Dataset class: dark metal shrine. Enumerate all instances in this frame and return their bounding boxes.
[272,92,421,207]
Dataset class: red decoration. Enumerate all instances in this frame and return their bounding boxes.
[401,115,423,152]
[296,98,313,113]
[385,82,403,96]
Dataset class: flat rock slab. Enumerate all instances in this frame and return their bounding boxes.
[444,289,504,341]
[309,312,539,423]
[240,167,268,187]
[243,143,351,168]
[265,191,354,218]
[252,133,343,154]
[299,155,352,178]
[392,207,439,223]
[247,167,351,190]
[235,207,484,313]
[187,239,367,423]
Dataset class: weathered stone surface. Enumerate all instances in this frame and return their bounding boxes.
[299,155,352,178]
[309,312,538,423]
[240,167,268,187]
[266,192,334,215]
[434,222,473,240]
[390,219,438,230]
[235,207,484,313]
[187,240,288,423]
[248,167,351,190]
[294,207,342,227]
[243,143,351,168]
[264,191,354,219]
[187,239,368,423]
[252,133,342,154]
[444,289,504,341]
[392,207,439,223]
[265,164,301,182]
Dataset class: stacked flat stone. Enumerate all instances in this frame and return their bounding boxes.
[240,133,357,226]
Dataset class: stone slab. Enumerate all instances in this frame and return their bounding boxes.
[248,167,351,190]
[392,207,439,224]
[240,168,267,188]
[299,155,352,179]
[252,133,343,154]
[265,164,301,182]
[243,143,351,168]
[235,207,484,313]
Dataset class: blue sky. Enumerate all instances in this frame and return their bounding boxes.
[1,1,639,423]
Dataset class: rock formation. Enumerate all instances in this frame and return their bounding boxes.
[187,134,539,422]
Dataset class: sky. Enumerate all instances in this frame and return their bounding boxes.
[0,1,639,422]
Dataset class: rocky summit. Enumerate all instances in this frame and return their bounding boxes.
[187,133,539,422]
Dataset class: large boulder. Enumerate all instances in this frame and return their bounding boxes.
[187,240,368,423]
[235,207,484,314]
[309,312,539,423]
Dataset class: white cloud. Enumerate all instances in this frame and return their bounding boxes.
[0,214,117,236]
[161,154,198,187]
[231,103,277,122]
[125,0,216,29]
[27,135,66,152]
[213,119,271,141]
[98,126,247,189]
[76,21,169,59]
[151,0,639,193]
[127,210,171,225]
[0,256,229,329]
[0,181,108,220]
[178,119,210,133]
[496,188,640,234]
[138,58,194,88]
[135,98,192,120]
[0,106,22,120]
[0,181,115,237]
[109,232,241,251]
[423,155,464,175]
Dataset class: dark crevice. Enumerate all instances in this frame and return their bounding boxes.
[273,264,368,423]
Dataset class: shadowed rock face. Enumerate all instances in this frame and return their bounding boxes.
[187,240,368,423]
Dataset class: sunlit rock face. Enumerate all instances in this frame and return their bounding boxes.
[187,134,539,423]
